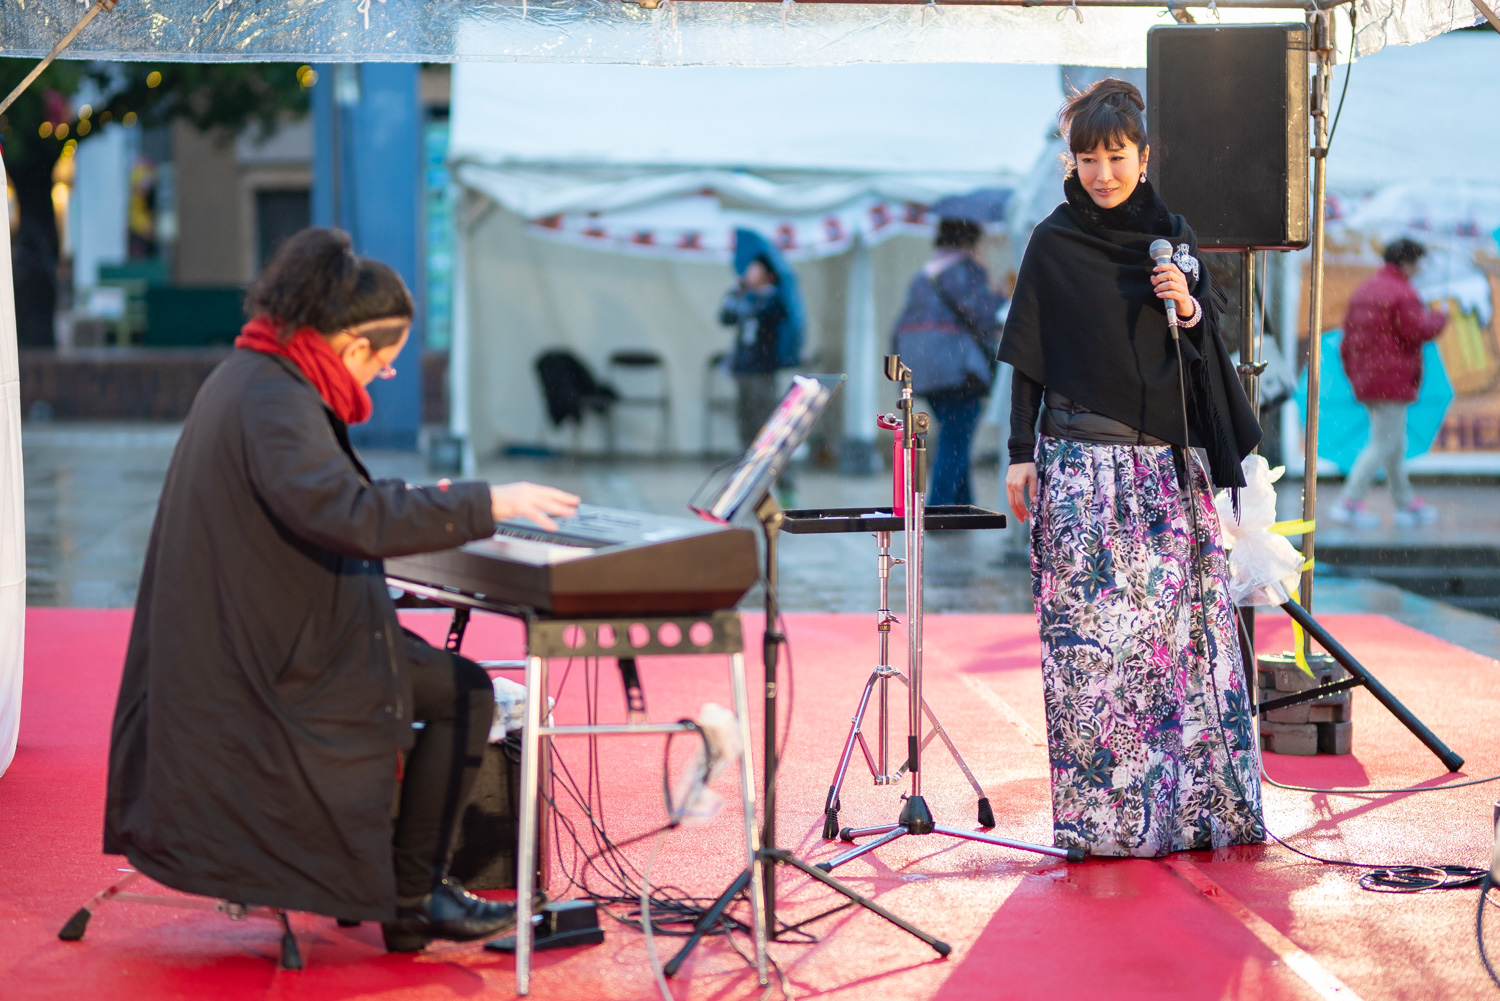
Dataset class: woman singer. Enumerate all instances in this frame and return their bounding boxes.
[105,228,579,951]
[1000,79,1265,856]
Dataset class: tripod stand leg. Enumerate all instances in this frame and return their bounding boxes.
[662,867,751,978]
[918,695,992,825]
[1280,599,1463,772]
[816,828,907,873]
[769,850,949,957]
[727,651,769,984]
[886,672,993,824]
[823,671,884,838]
[933,825,1084,862]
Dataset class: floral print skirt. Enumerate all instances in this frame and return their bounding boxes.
[1029,435,1264,857]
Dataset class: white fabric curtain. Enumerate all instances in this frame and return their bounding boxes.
[0,154,24,777]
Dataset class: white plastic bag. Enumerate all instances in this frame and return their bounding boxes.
[671,702,743,826]
[488,675,555,743]
[1213,455,1304,608]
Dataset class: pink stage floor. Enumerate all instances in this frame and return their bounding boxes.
[3,607,1499,1000]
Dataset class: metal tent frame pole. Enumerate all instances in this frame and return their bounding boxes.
[1298,9,1336,620]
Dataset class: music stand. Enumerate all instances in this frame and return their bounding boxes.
[668,375,950,978]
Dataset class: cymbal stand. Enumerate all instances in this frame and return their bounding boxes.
[819,504,994,839]
[664,494,952,978]
[817,355,1085,874]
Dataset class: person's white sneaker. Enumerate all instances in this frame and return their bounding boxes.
[1326,499,1381,529]
[1394,498,1439,527]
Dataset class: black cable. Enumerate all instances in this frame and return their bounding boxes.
[1479,874,1500,991]
[1325,9,1357,154]
[534,648,806,980]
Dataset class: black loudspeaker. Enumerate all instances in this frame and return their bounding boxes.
[1147,24,1310,250]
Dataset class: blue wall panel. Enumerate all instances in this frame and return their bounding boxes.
[312,64,423,451]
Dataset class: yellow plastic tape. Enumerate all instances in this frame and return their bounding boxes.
[1270,519,1315,536]
[1288,587,1314,676]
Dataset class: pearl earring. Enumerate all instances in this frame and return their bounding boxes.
[1139,171,1147,184]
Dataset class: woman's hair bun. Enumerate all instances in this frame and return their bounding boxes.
[246,227,411,341]
[1058,77,1148,172]
[1085,77,1145,112]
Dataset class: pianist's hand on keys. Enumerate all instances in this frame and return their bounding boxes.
[488,482,580,532]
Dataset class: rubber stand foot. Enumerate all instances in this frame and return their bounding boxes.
[839,827,857,843]
[933,940,953,958]
[57,908,91,941]
[279,931,304,970]
[1066,848,1087,863]
[814,862,833,873]
[977,797,995,828]
[822,811,840,840]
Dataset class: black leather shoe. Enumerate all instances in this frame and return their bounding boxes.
[382,878,517,952]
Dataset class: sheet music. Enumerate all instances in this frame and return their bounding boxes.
[699,374,840,522]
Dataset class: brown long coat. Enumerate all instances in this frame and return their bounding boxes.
[104,350,494,920]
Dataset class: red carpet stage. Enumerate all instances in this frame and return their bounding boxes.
[4,608,1499,1000]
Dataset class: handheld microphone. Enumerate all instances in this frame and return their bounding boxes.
[1149,239,1179,332]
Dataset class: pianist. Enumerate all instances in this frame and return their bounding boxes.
[104,227,579,953]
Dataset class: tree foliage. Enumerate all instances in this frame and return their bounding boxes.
[91,63,311,141]
[0,59,310,345]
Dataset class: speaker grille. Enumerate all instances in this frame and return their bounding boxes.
[1147,25,1309,250]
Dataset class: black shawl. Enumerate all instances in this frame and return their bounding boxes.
[999,175,1260,489]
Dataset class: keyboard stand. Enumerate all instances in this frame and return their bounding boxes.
[388,582,767,997]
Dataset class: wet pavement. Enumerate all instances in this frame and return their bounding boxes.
[21,422,1500,661]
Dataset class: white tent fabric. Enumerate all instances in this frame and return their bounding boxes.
[1323,31,1500,196]
[0,0,1483,66]
[449,62,1062,263]
[449,62,1061,459]
[1,155,24,778]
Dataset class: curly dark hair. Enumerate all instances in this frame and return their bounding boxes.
[1383,238,1427,268]
[246,227,413,345]
[934,218,983,250]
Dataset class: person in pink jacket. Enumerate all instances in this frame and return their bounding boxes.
[1330,238,1448,527]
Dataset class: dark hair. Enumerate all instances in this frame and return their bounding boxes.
[246,227,413,346]
[934,218,983,250]
[1059,78,1147,176]
[1383,237,1427,268]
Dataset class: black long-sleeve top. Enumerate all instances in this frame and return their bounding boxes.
[1008,367,1045,465]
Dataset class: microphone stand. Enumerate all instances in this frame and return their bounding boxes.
[815,357,1082,874]
[665,462,949,979]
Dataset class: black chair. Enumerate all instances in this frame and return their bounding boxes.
[534,350,619,456]
[606,349,673,456]
[702,351,737,458]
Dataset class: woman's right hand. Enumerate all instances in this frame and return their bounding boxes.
[490,482,581,532]
[1005,462,1037,523]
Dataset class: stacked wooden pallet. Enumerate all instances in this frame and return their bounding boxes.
[1256,652,1352,756]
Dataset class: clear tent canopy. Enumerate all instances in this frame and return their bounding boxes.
[0,0,1487,67]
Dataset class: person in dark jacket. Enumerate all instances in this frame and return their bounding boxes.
[892,218,1007,505]
[1330,238,1448,527]
[104,228,579,953]
[719,256,789,448]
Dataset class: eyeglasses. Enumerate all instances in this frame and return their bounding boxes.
[377,364,398,380]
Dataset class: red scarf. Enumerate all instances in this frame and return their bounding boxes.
[235,315,373,425]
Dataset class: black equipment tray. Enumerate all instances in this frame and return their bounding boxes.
[781,504,1007,534]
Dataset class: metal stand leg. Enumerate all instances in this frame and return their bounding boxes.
[728,651,769,984]
[515,653,547,996]
[822,669,887,837]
